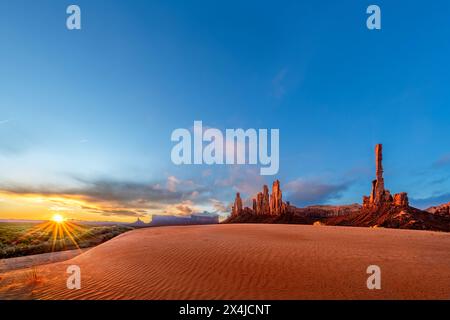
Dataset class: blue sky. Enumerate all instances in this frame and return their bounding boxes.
[1,0,450,221]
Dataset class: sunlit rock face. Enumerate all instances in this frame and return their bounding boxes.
[270,180,286,215]
[231,192,243,217]
[426,202,450,216]
[231,180,288,217]
[362,144,409,210]
[393,192,409,207]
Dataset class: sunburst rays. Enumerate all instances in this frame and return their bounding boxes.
[16,218,87,252]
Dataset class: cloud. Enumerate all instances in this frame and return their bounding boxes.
[174,204,193,215]
[433,153,450,168]
[90,208,148,218]
[429,176,450,185]
[215,166,266,197]
[0,177,210,218]
[162,200,198,216]
[272,68,288,98]
[209,198,229,213]
[410,193,450,210]
[167,176,180,192]
[284,178,351,207]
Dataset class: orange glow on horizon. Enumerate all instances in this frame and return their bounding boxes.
[0,191,152,223]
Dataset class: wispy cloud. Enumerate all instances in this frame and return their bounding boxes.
[215,166,266,197]
[433,153,450,168]
[0,119,11,125]
[284,178,352,207]
[272,68,288,99]
[209,198,229,213]
[410,193,450,210]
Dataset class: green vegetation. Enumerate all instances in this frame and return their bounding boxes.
[0,222,132,259]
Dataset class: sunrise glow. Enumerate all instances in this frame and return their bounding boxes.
[51,214,65,223]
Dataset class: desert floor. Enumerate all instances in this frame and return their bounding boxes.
[0,224,449,300]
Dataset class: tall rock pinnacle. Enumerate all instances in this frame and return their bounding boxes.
[375,144,384,191]
[363,144,408,209]
[232,192,243,216]
[270,180,284,215]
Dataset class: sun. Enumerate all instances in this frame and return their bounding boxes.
[51,214,65,223]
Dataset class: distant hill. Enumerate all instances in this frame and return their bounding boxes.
[150,214,219,226]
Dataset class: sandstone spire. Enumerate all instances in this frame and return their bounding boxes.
[232,192,243,216]
[374,144,385,204]
[255,192,263,215]
[375,144,384,187]
[270,180,283,215]
[363,144,408,209]
[262,185,270,214]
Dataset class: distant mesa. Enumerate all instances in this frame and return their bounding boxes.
[225,144,450,232]
[130,213,219,228]
[150,213,219,226]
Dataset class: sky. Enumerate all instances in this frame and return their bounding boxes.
[1,0,450,222]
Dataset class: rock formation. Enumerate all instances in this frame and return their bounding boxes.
[362,144,408,209]
[230,180,288,217]
[270,180,285,215]
[393,192,409,207]
[255,192,263,214]
[262,185,271,214]
[426,202,450,216]
[225,144,450,232]
[231,192,243,217]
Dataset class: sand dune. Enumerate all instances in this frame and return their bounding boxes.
[0,249,89,273]
[0,224,449,300]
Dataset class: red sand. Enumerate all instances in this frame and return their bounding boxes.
[0,224,449,300]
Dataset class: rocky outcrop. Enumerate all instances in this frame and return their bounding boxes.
[294,204,362,218]
[426,202,450,216]
[393,192,409,207]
